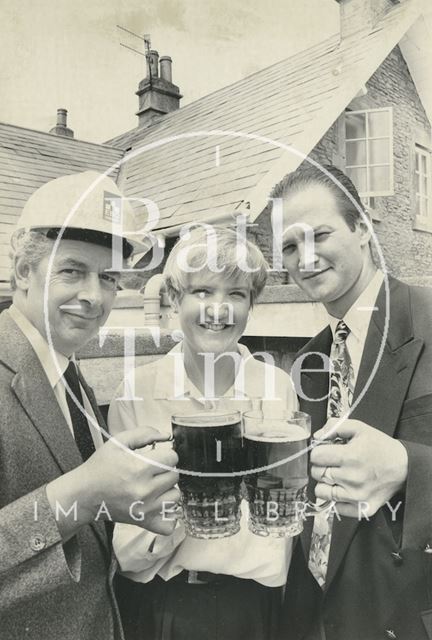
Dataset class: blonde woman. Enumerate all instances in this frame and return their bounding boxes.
[109,227,298,640]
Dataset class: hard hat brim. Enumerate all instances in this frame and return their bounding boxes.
[44,227,134,259]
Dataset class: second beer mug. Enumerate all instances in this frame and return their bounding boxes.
[172,411,243,539]
[242,411,330,538]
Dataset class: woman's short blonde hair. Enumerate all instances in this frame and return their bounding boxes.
[163,225,268,305]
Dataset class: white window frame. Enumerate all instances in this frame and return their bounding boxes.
[345,107,394,197]
[414,144,431,222]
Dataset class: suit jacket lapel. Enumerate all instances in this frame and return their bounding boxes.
[1,312,109,552]
[297,326,333,431]
[77,367,109,439]
[76,367,111,553]
[0,313,85,474]
[324,277,424,591]
[297,326,333,558]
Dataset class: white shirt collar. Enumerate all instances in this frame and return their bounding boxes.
[8,304,70,389]
[328,270,384,341]
[153,341,266,402]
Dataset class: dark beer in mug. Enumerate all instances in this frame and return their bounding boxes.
[243,413,310,537]
[172,411,243,539]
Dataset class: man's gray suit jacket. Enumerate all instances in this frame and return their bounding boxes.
[0,310,124,640]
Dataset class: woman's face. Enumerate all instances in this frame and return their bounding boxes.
[174,270,252,356]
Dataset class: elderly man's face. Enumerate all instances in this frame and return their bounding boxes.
[22,239,120,356]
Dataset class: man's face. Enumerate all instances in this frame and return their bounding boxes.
[281,183,372,317]
[22,239,119,355]
[175,271,251,357]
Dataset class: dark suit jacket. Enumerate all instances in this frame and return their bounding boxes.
[282,277,432,640]
[0,311,124,640]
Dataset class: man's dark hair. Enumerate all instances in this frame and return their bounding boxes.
[270,163,365,231]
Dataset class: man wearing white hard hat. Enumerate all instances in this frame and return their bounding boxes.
[0,171,179,640]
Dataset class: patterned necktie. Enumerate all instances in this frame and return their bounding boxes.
[64,361,96,461]
[308,320,354,587]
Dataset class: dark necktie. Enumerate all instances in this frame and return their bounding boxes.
[64,361,96,461]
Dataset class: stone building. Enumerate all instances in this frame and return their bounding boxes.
[0,0,431,402]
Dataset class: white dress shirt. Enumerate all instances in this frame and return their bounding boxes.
[328,270,384,386]
[8,304,103,448]
[109,342,298,587]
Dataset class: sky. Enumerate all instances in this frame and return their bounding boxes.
[0,0,340,143]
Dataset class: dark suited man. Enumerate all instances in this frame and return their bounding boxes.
[277,164,432,640]
[0,171,179,640]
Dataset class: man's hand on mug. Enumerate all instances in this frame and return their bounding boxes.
[47,427,180,539]
[310,418,408,518]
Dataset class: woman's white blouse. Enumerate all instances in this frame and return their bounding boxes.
[109,343,298,587]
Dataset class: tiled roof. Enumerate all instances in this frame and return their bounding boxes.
[0,123,124,281]
[105,0,420,234]
[0,0,422,284]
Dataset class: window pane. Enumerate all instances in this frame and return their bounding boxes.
[347,167,367,193]
[417,195,429,218]
[423,176,429,196]
[415,153,419,171]
[345,112,366,139]
[421,154,427,175]
[369,166,390,193]
[346,140,366,166]
[368,110,390,138]
[368,139,389,165]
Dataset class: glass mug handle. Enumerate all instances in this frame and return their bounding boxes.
[302,436,348,516]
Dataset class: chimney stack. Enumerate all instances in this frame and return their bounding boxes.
[136,50,182,128]
[49,108,74,138]
[335,0,400,40]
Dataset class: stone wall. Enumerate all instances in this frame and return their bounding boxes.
[253,45,432,286]
[348,46,432,283]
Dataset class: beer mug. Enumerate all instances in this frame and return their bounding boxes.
[172,411,243,539]
[242,410,331,538]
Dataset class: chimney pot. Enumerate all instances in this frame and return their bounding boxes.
[49,108,74,138]
[148,50,159,78]
[159,56,172,83]
[57,108,68,126]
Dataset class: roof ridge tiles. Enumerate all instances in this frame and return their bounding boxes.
[0,121,125,152]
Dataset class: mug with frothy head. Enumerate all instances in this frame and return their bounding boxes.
[242,410,330,537]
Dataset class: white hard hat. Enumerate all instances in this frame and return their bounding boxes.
[16,170,147,257]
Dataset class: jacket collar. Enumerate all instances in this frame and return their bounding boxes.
[8,304,70,388]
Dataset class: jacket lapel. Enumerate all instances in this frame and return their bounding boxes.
[1,313,85,474]
[297,326,333,558]
[12,369,84,472]
[77,367,109,440]
[1,312,109,552]
[76,367,111,553]
[324,277,424,591]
